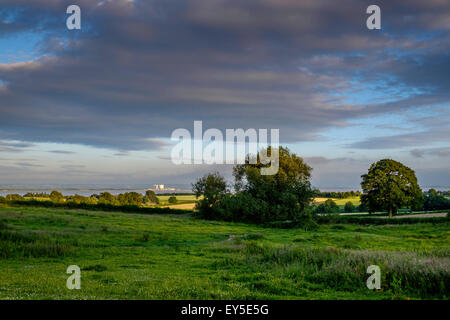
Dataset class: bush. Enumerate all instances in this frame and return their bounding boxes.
[144,190,159,204]
[50,190,64,203]
[344,201,355,213]
[314,199,339,214]
[168,196,178,204]
[423,189,450,211]
[6,194,23,201]
[117,192,143,206]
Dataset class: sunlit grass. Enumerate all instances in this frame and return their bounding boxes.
[0,205,448,299]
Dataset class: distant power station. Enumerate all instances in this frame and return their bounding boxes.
[149,184,176,192]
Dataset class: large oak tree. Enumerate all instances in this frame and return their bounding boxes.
[361,159,422,218]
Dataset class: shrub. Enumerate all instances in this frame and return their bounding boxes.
[314,199,339,214]
[344,201,355,213]
[6,194,23,201]
[144,190,159,204]
[50,190,64,203]
[423,189,450,211]
[168,196,178,204]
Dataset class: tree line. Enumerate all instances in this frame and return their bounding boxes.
[0,190,169,206]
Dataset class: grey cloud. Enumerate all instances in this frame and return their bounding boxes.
[16,162,43,167]
[348,109,450,149]
[0,0,449,152]
[410,148,450,158]
[48,150,76,154]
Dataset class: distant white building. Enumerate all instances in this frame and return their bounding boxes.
[154,184,165,190]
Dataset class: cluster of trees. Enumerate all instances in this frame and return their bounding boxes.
[313,199,359,214]
[23,192,50,198]
[315,191,361,198]
[192,151,446,223]
[313,199,340,214]
[0,190,162,207]
[193,147,316,224]
[423,189,450,211]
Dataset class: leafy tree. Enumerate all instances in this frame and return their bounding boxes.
[314,199,339,214]
[423,189,450,210]
[361,159,422,218]
[344,201,355,213]
[5,194,23,201]
[193,147,315,224]
[193,172,227,207]
[117,192,143,206]
[168,196,178,204]
[98,192,117,205]
[144,190,159,204]
[50,190,64,203]
[67,194,87,204]
[233,147,314,215]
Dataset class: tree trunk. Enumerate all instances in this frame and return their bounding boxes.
[388,207,393,218]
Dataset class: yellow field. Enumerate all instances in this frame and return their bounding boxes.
[313,197,361,206]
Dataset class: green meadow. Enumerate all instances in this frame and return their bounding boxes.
[0,205,448,300]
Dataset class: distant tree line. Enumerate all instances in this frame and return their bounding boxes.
[23,192,51,198]
[315,190,361,198]
[0,190,162,207]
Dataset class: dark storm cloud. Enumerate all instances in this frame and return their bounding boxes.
[0,0,449,151]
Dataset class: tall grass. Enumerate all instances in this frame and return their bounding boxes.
[0,229,73,258]
[236,242,449,298]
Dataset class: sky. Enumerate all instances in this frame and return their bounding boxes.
[0,0,449,190]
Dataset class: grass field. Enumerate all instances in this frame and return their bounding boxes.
[312,197,361,210]
[0,205,448,300]
[156,195,198,210]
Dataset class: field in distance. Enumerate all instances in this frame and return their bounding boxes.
[159,196,362,210]
[0,204,448,299]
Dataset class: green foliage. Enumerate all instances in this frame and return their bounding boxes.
[168,196,178,204]
[67,194,88,204]
[117,192,143,206]
[0,229,73,258]
[423,189,450,211]
[194,147,315,225]
[49,190,64,203]
[144,190,159,204]
[98,192,118,205]
[0,205,448,299]
[5,194,23,201]
[4,198,191,214]
[314,199,340,214]
[361,159,422,218]
[193,172,227,206]
[344,201,355,213]
[23,192,50,198]
[316,190,361,198]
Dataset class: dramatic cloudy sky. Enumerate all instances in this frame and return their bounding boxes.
[0,0,449,189]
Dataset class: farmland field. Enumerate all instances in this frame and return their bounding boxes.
[156,195,198,210]
[0,205,448,300]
